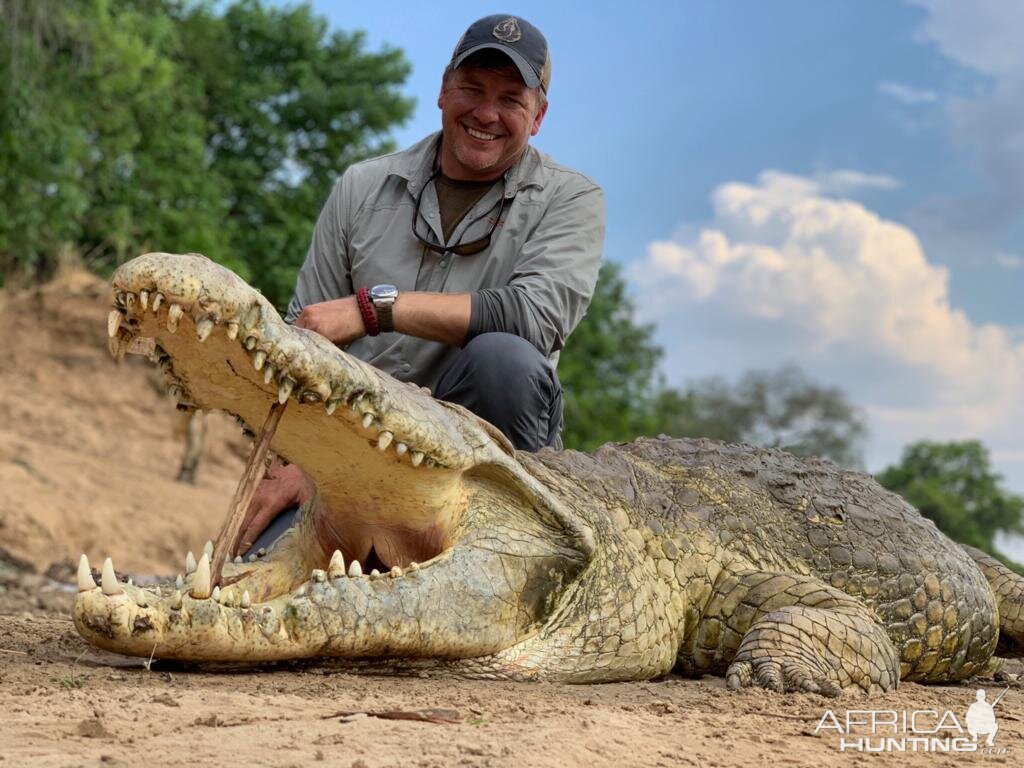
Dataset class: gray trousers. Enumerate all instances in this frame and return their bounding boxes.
[245,332,562,555]
[435,332,563,452]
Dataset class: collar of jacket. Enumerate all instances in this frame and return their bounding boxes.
[398,131,545,199]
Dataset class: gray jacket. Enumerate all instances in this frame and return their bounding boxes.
[285,132,605,391]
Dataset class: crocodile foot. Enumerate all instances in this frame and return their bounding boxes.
[726,657,843,697]
[726,602,900,696]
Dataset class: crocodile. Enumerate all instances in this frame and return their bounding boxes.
[73,252,1024,694]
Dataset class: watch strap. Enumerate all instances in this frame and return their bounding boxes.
[375,299,395,333]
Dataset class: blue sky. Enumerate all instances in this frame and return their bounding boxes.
[303,2,1023,516]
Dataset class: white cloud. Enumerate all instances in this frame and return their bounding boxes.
[910,0,1024,78]
[878,81,938,105]
[630,170,1024,488]
[909,1,1024,227]
[813,169,902,194]
[995,251,1023,270]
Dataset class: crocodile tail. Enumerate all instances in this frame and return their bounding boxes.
[962,545,1024,657]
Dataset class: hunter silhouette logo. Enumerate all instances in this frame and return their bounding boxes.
[966,688,1005,746]
[815,687,1011,753]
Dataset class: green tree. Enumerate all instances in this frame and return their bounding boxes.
[0,0,90,278]
[1,0,413,307]
[74,0,231,269]
[877,441,1024,572]
[1,0,228,280]
[172,0,413,307]
[560,262,662,450]
[654,366,867,467]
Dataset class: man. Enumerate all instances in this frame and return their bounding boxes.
[236,14,605,555]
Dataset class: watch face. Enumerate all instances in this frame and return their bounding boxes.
[370,284,399,301]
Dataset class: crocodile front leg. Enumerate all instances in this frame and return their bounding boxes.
[680,569,899,696]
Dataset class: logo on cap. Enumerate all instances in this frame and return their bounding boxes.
[492,17,522,43]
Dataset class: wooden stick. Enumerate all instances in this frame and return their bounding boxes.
[209,400,288,590]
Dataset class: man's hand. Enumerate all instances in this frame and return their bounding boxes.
[235,462,315,556]
[294,296,365,345]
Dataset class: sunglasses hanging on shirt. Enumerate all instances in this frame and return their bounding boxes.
[411,169,508,256]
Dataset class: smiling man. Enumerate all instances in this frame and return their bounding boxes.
[237,15,605,555]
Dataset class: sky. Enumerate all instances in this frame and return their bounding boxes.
[300,2,1024,523]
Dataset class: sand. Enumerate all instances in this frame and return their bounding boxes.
[0,269,1020,767]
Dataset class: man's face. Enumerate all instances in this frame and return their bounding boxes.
[437,63,547,181]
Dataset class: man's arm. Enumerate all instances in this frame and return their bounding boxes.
[294,291,471,347]
[468,176,605,354]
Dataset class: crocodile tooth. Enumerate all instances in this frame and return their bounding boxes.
[226,321,239,340]
[107,310,122,338]
[390,566,402,577]
[139,290,149,310]
[328,550,346,578]
[152,292,164,312]
[395,442,408,456]
[247,553,258,562]
[326,399,339,416]
[125,292,136,308]
[369,569,380,578]
[127,577,134,587]
[171,591,183,609]
[135,591,148,607]
[377,431,393,450]
[77,554,97,591]
[361,413,374,429]
[347,560,362,577]
[212,586,221,602]
[263,365,276,385]
[233,555,242,564]
[311,569,326,583]
[244,335,258,351]
[185,551,197,574]
[278,379,294,404]
[191,553,211,598]
[411,451,424,467]
[167,304,183,332]
[101,558,122,596]
[240,590,251,608]
[244,304,261,326]
[195,317,215,342]
[175,574,184,590]
[253,350,266,371]
[203,540,214,558]
[409,562,420,571]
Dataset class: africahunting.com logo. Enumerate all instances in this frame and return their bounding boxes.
[815,687,1011,754]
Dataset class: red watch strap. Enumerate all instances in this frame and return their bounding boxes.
[356,287,380,337]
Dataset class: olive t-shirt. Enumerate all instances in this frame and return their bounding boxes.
[434,174,496,242]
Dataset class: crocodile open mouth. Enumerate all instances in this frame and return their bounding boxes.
[74,253,591,666]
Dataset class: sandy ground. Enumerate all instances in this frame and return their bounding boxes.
[1,269,1022,767]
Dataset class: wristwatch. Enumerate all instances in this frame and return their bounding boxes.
[369,284,399,333]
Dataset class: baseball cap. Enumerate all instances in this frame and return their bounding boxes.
[449,15,551,93]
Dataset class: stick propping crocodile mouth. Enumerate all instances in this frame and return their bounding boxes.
[74,252,593,667]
